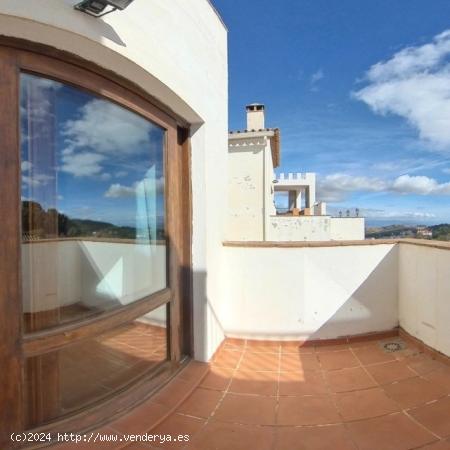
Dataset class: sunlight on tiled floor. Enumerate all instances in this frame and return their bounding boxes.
[56,336,450,450]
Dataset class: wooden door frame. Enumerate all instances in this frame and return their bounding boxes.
[0,41,193,445]
[0,46,24,445]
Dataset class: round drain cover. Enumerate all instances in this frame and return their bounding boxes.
[383,342,402,352]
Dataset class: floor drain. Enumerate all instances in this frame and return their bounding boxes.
[382,341,404,353]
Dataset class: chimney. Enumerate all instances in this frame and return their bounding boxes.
[246,103,265,130]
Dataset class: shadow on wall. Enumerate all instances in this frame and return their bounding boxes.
[64,0,127,47]
[192,269,225,362]
[78,241,166,311]
[222,244,399,341]
[306,246,399,341]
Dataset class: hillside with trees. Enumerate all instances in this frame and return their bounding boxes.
[22,201,138,240]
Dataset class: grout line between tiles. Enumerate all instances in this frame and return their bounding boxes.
[322,347,360,450]
[350,346,445,444]
[179,340,449,450]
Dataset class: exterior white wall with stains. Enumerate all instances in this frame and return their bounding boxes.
[222,243,399,340]
[399,244,450,357]
[227,140,365,242]
[268,216,332,241]
[264,138,277,234]
[267,216,365,241]
[330,218,366,241]
[227,137,271,241]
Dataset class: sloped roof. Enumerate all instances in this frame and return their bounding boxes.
[228,128,281,168]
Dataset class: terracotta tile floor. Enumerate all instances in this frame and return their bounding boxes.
[55,336,450,450]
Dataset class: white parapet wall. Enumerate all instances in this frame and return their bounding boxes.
[268,216,365,241]
[330,217,365,241]
[222,243,399,340]
[398,242,450,357]
[21,239,450,357]
[276,172,316,185]
[268,216,332,241]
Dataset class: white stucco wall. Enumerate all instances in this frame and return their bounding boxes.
[266,216,365,241]
[264,139,277,234]
[227,138,266,241]
[268,216,332,241]
[222,244,399,340]
[399,243,450,357]
[330,217,365,240]
[0,0,228,360]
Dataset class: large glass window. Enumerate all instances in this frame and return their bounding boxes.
[20,73,167,332]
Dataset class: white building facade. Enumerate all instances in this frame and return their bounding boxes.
[228,104,365,241]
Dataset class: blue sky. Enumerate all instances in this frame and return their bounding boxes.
[213,0,450,225]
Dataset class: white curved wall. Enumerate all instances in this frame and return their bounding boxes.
[0,0,226,124]
[0,0,228,360]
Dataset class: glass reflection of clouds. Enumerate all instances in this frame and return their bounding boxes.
[21,72,165,234]
[20,73,167,330]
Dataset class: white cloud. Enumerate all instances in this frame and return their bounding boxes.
[354,30,450,151]
[317,174,388,202]
[100,173,112,181]
[20,74,63,123]
[104,175,164,199]
[310,69,324,92]
[21,161,32,172]
[391,175,437,195]
[61,152,105,177]
[392,174,450,195]
[60,99,162,179]
[21,157,52,188]
[372,158,448,174]
[62,99,154,157]
[22,78,159,181]
[22,173,53,187]
[318,172,450,202]
[311,69,324,84]
[104,183,136,198]
[362,209,436,220]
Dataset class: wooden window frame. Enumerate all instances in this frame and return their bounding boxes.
[0,42,193,444]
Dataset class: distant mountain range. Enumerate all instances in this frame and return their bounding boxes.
[366,223,450,241]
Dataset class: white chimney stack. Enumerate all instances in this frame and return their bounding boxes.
[246,103,265,130]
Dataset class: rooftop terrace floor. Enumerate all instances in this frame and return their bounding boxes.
[55,335,450,450]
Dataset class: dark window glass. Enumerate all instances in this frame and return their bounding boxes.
[25,306,168,427]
